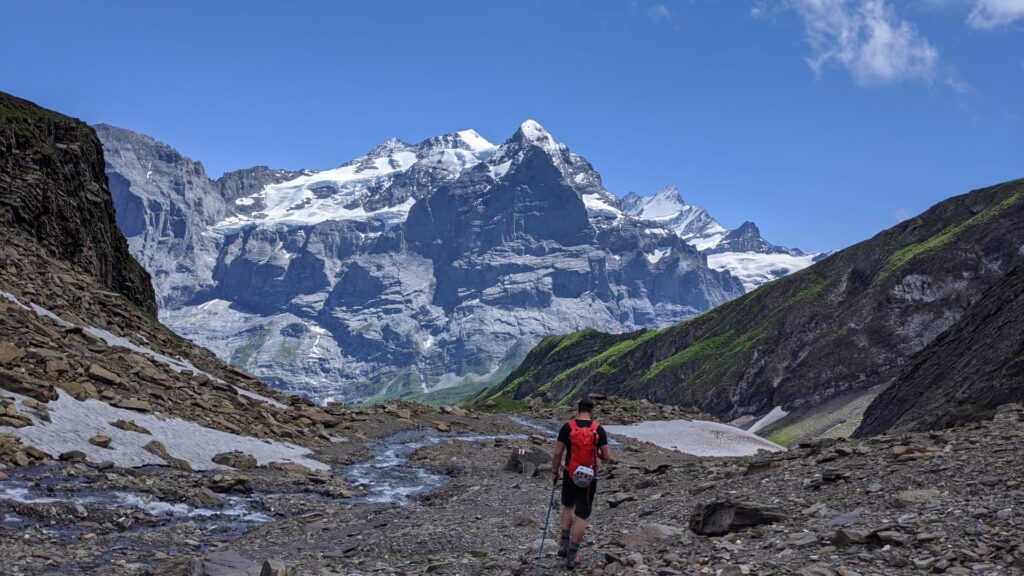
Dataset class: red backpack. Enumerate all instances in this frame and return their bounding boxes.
[567,419,600,480]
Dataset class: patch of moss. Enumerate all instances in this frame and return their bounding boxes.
[879,184,1023,282]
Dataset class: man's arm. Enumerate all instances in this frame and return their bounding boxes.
[552,441,565,484]
[597,426,611,462]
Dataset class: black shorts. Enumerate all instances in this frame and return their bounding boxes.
[561,472,597,520]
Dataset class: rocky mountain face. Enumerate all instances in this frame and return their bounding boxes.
[94,124,309,309]
[621,187,818,291]
[100,120,760,403]
[856,260,1024,436]
[0,94,156,316]
[479,178,1024,435]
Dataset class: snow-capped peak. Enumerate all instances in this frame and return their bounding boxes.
[367,137,410,158]
[417,130,496,156]
[454,129,494,153]
[485,119,570,180]
[633,186,688,220]
[512,119,563,153]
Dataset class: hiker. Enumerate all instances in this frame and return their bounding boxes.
[551,396,610,569]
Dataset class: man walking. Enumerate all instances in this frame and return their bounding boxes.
[551,397,611,569]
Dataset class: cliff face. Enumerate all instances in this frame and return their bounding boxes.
[856,261,1024,435]
[480,179,1024,424]
[0,92,157,315]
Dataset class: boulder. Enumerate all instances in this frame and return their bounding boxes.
[504,446,550,477]
[0,368,56,402]
[208,474,253,494]
[0,342,25,364]
[113,398,152,412]
[88,434,112,449]
[260,559,287,576]
[87,363,121,386]
[143,440,193,471]
[189,487,225,508]
[59,450,87,462]
[212,451,257,470]
[110,419,151,435]
[689,501,788,536]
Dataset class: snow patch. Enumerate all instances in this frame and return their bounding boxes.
[455,129,495,153]
[0,390,327,471]
[645,248,669,264]
[707,252,816,292]
[581,193,623,220]
[747,406,789,435]
[605,419,785,457]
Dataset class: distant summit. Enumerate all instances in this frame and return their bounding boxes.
[622,187,817,291]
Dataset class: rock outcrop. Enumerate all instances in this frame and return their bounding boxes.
[856,261,1024,435]
[0,92,156,315]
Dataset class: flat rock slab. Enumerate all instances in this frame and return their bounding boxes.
[197,551,261,576]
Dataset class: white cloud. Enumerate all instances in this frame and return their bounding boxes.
[647,4,673,24]
[967,0,1024,28]
[784,0,939,85]
[894,207,914,221]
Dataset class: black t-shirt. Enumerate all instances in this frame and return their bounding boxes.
[557,419,608,468]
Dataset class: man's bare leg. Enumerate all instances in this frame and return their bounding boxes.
[558,506,574,557]
[570,517,587,545]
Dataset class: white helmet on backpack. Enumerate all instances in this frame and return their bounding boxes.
[572,464,595,488]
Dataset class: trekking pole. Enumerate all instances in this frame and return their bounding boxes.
[534,476,558,575]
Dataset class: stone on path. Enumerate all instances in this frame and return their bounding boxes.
[689,501,788,536]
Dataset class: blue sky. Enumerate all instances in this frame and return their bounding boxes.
[1,0,1021,251]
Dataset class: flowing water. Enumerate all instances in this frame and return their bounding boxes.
[342,429,526,504]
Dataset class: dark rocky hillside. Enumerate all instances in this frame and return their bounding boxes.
[477,178,1024,426]
[0,92,156,316]
[856,261,1024,436]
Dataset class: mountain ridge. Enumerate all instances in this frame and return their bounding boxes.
[476,177,1024,438]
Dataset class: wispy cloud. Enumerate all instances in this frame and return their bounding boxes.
[967,0,1024,28]
[894,207,914,221]
[647,4,673,24]
[781,0,939,85]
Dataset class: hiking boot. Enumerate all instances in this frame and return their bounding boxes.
[556,542,568,558]
[565,552,580,569]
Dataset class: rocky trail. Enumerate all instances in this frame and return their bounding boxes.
[5,389,1023,574]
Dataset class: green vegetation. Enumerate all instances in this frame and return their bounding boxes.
[277,340,299,363]
[550,328,598,355]
[476,393,528,413]
[766,427,803,447]
[879,183,1023,282]
[546,330,658,389]
[642,332,733,382]
[230,328,269,368]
